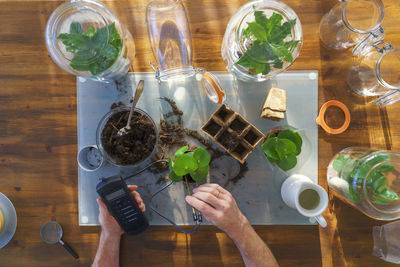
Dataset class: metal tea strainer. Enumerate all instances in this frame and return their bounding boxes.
[40,221,79,259]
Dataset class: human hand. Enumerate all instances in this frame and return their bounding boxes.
[185,183,248,238]
[97,185,145,237]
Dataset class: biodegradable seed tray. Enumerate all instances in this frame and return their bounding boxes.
[202,104,264,163]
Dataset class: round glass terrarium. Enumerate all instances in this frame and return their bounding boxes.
[221,0,303,82]
[46,0,135,80]
[96,107,158,169]
[327,147,400,221]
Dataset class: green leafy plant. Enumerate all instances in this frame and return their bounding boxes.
[236,10,299,76]
[262,129,302,171]
[168,146,211,182]
[333,152,399,204]
[57,22,122,75]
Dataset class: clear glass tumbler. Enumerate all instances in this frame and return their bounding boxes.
[221,0,302,82]
[319,0,385,50]
[146,0,194,81]
[327,147,400,220]
[46,0,135,80]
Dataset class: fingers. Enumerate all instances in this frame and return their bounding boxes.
[131,191,146,212]
[193,183,230,197]
[127,185,138,192]
[191,191,224,209]
[185,195,216,215]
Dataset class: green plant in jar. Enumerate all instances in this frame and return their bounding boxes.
[332,152,399,204]
[236,10,299,75]
[262,129,302,171]
[168,146,211,183]
[57,22,122,75]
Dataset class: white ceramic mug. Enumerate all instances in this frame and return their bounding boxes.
[281,174,328,227]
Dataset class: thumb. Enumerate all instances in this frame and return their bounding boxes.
[97,198,107,210]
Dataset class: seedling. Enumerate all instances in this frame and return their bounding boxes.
[236,10,299,75]
[58,22,122,75]
[262,129,302,171]
[168,146,211,183]
[333,152,399,204]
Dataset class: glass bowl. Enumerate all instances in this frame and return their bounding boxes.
[45,0,135,80]
[96,107,158,169]
[221,0,302,82]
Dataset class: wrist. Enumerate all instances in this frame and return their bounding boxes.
[226,213,250,241]
[101,229,122,241]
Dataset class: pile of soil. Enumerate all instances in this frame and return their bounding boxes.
[101,110,156,165]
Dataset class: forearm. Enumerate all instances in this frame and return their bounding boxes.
[229,215,278,267]
[92,231,121,267]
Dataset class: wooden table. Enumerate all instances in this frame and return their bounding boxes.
[0,0,399,266]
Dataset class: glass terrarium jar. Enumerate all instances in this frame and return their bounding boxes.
[46,0,135,80]
[221,0,302,82]
[327,147,400,220]
[96,107,158,169]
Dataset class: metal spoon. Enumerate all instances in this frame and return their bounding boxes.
[117,80,145,136]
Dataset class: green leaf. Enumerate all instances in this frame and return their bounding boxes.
[168,157,174,172]
[174,146,188,158]
[254,11,269,28]
[277,129,302,155]
[372,195,389,205]
[173,154,198,176]
[193,147,210,168]
[276,153,297,171]
[190,165,210,182]
[262,137,280,160]
[348,185,360,203]
[169,170,183,182]
[275,139,296,157]
[84,26,96,37]
[379,189,399,201]
[372,175,388,194]
[70,22,82,34]
[375,164,395,173]
[246,22,267,41]
[273,59,283,69]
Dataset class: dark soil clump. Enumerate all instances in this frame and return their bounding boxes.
[244,129,259,145]
[101,110,156,165]
[217,130,239,150]
[230,117,247,134]
[203,119,222,137]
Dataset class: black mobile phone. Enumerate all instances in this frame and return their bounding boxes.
[96,175,149,235]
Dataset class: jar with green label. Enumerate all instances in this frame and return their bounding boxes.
[327,147,400,220]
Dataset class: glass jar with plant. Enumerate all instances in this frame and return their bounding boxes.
[327,147,400,220]
[262,126,303,171]
[46,0,135,80]
[221,0,302,82]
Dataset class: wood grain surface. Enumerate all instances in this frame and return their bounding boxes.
[0,0,399,266]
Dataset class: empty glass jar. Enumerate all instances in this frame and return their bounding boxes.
[145,0,226,104]
[327,147,400,220]
[46,0,135,80]
[221,0,302,82]
[319,0,385,50]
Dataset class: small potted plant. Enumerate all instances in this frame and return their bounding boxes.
[168,146,211,184]
[261,126,303,171]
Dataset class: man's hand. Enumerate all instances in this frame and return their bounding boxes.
[185,183,248,238]
[97,185,145,237]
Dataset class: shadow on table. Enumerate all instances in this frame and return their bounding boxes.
[331,197,394,266]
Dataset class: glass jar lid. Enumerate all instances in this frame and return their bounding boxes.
[376,48,400,90]
[343,0,385,34]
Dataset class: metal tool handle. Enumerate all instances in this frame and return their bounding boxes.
[126,80,144,129]
[59,239,79,259]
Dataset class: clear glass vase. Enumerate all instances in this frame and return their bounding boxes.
[319,0,385,50]
[327,147,400,220]
[46,0,135,80]
[221,0,302,82]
